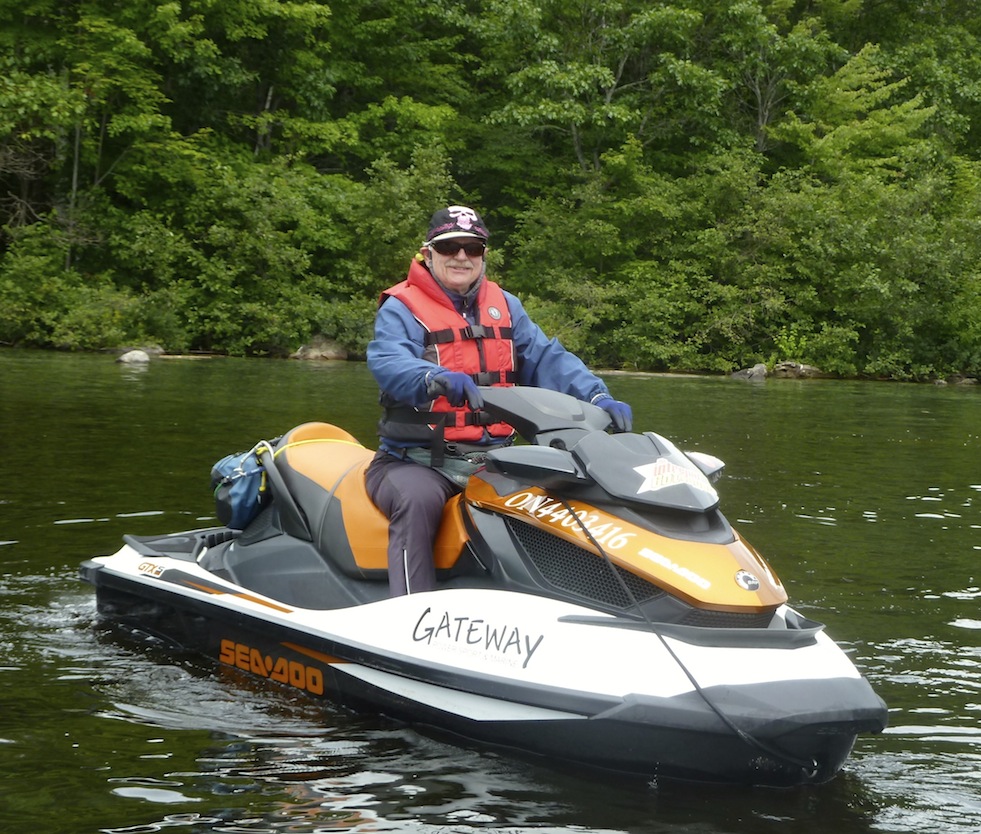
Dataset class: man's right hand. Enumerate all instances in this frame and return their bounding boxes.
[427,371,484,409]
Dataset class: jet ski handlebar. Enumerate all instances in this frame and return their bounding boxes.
[476,386,614,447]
[478,386,725,512]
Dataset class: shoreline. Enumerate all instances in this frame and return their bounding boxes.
[3,344,979,386]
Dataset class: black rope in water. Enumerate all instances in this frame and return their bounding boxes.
[557,496,819,778]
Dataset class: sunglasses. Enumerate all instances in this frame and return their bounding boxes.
[430,239,486,257]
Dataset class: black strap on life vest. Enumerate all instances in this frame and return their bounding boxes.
[473,370,518,385]
[424,325,514,346]
[384,409,449,467]
[383,406,502,467]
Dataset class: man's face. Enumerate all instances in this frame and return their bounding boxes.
[426,238,486,293]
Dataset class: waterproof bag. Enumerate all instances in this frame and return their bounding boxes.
[210,441,274,529]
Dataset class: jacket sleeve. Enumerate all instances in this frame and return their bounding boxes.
[505,291,610,403]
[366,298,442,407]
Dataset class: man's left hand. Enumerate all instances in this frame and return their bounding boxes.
[427,371,484,409]
[594,395,632,433]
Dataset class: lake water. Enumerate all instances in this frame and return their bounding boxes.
[1,349,980,833]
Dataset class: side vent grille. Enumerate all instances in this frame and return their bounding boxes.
[506,517,776,628]
[506,517,665,609]
[677,609,776,629]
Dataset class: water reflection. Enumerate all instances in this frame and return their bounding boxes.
[90,695,892,834]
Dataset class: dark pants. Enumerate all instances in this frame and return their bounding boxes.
[364,450,460,596]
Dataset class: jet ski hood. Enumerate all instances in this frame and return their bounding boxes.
[480,386,720,512]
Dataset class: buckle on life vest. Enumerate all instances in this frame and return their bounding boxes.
[462,411,497,427]
[463,324,514,340]
[423,325,514,346]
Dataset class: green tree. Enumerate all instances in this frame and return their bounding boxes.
[2,0,980,378]
[772,44,936,177]
[481,0,723,172]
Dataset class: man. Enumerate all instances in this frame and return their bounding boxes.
[365,205,632,596]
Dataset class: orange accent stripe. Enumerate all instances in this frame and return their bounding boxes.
[283,641,345,665]
[183,580,294,613]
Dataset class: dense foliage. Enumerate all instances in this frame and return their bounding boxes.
[2,0,980,379]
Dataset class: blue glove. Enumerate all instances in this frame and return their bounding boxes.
[427,371,484,409]
[594,395,632,433]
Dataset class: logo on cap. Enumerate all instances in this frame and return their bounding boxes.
[448,206,479,230]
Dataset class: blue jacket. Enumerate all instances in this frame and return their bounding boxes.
[367,268,611,451]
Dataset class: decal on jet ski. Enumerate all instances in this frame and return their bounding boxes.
[219,638,325,695]
[633,460,716,497]
[638,547,711,590]
[735,570,761,591]
[412,606,545,670]
[503,492,636,549]
[152,567,295,613]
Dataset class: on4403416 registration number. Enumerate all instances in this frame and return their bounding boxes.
[219,638,325,695]
[502,491,637,549]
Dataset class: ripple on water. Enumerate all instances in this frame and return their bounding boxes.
[952,619,981,630]
[853,632,981,833]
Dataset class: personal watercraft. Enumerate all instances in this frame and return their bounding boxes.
[80,386,887,786]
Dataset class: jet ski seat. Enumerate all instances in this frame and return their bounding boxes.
[273,423,469,580]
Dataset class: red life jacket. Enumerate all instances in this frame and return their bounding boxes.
[380,259,516,443]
